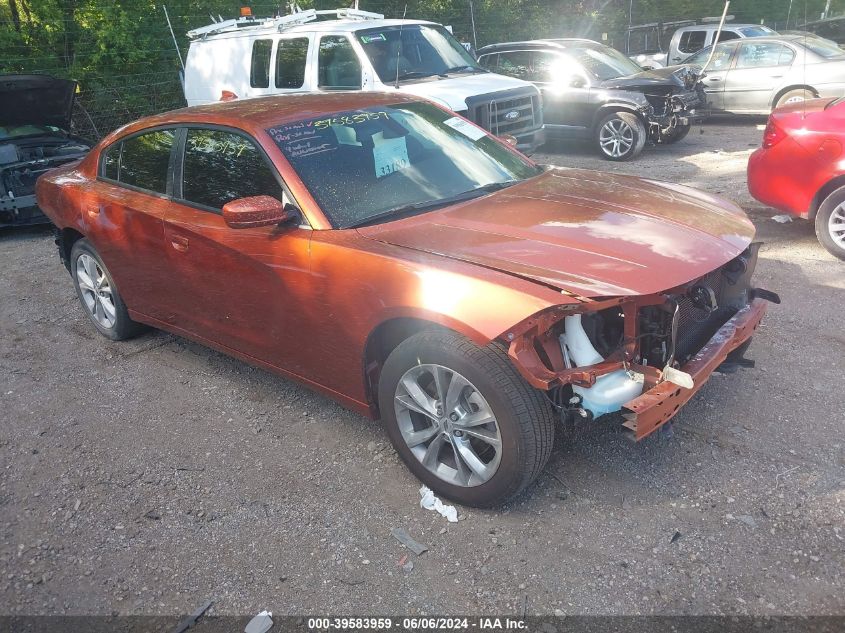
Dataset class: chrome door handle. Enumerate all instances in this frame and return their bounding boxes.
[708,77,722,82]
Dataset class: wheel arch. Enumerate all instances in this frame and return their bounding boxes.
[591,104,647,132]
[362,315,492,419]
[810,174,845,220]
[57,227,86,272]
[771,85,818,109]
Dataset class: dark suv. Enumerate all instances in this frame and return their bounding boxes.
[477,39,706,160]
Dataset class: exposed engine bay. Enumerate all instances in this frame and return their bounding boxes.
[0,74,91,227]
[506,243,780,439]
[1,134,90,226]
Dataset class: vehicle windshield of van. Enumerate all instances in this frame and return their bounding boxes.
[357,25,484,83]
[267,101,540,228]
[564,45,643,80]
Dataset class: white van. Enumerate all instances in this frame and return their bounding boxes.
[183,8,544,152]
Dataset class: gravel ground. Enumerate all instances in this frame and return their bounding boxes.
[1,120,843,617]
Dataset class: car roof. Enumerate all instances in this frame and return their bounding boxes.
[110,93,424,138]
[477,38,602,54]
[677,23,771,31]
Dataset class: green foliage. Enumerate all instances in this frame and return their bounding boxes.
[1,0,843,137]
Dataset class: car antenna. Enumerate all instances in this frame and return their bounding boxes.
[394,4,408,89]
[701,1,729,75]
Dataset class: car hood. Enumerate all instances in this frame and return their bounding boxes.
[600,65,698,92]
[357,167,755,298]
[395,72,537,112]
[0,74,77,129]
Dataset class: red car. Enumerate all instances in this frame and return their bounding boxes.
[748,97,845,260]
[36,94,776,507]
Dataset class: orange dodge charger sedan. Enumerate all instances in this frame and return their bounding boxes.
[36,93,778,506]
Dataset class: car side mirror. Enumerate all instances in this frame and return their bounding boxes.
[567,75,587,89]
[222,195,298,229]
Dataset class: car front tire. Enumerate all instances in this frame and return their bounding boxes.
[815,186,845,261]
[378,331,555,508]
[595,112,646,161]
[70,239,145,340]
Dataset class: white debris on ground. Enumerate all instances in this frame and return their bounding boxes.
[771,214,794,223]
[244,610,273,633]
[419,485,458,522]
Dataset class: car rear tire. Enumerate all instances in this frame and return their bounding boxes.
[595,112,646,161]
[659,123,691,144]
[775,88,816,109]
[815,186,845,260]
[70,239,145,340]
[378,331,554,508]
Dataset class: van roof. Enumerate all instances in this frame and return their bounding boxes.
[110,93,424,138]
[190,17,438,41]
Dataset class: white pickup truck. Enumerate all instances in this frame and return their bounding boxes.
[183,7,544,152]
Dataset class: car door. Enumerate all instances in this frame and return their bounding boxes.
[163,126,314,374]
[684,42,737,111]
[90,127,177,322]
[531,50,593,130]
[723,42,796,113]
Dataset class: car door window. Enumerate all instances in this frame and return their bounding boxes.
[276,37,309,89]
[717,31,740,42]
[250,39,273,88]
[318,36,362,89]
[111,129,175,194]
[496,51,531,81]
[532,51,562,83]
[736,42,795,68]
[477,53,497,71]
[678,30,707,54]
[686,42,734,69]
[180,128,285,211]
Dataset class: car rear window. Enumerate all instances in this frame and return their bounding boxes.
[266,101,539,228]
[180,128,285,211]
[115,129,175,194]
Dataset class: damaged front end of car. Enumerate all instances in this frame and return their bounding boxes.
[0,74,91,227]
[505,243,779,440]
[609,66,707,144]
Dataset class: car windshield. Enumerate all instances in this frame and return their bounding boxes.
[357,24,483,83]
[268,101,540,228]
[739,26,776,37]
[0,124,64,140]
[802,37,845,58]
[562,45,643,80]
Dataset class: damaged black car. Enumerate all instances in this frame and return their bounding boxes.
[477,39,707,160]
[1,74,91,227]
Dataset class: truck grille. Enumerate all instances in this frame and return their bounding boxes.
[465,88,542,138]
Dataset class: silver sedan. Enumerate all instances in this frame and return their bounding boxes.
[683,35,845,113]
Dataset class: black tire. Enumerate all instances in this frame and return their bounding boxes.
[775,88,816,110]
[595,111,646,161]
[70,239,145,340]
[659,123,691,144]
[815,185,845,261]
[378,331,554,508]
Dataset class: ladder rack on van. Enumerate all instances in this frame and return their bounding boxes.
[186,7,385,40]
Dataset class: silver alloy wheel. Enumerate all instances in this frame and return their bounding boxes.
[76,253,117,329]
[599,118,634,158]
[829,203,845,249]
[394,364,502,487]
